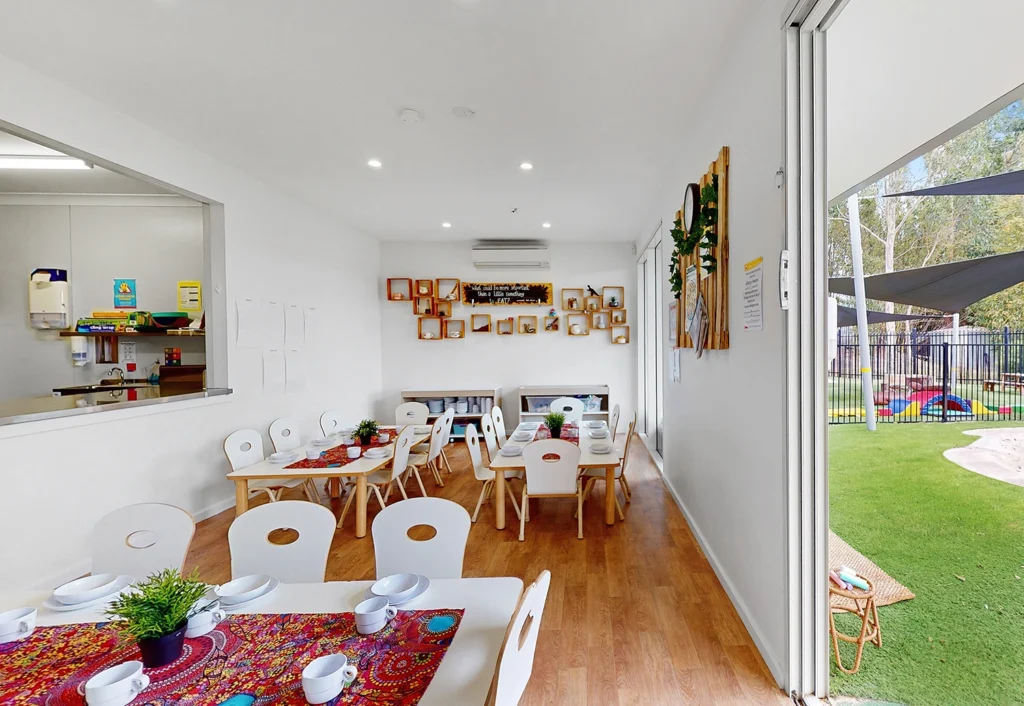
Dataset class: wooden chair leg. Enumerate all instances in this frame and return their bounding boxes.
[620,475,631,502]
[441,447,453,474]
[507,479,522,520]
[383,482,392,503]
[472,480,491,522]
[337,487,357,528]
[519,487,528,541]
[372,484,387,510]
[411,466,429,496]
[429,460,445,487]
[614,490,625,521]
[577,484,584,539]
[395,477,409,500]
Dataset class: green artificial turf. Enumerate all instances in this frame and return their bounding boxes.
[829,421,1024,706]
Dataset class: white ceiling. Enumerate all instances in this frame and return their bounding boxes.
[0,131,172,194]
[0,0,747,241]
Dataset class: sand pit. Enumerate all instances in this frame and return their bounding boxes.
[943,428,1024,487]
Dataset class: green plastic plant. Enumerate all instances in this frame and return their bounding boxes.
[105,569,208,641]
[354,419,380,444]
[669,176,719,299]
[543,411,566,437]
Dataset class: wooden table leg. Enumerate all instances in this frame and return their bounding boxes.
[355,476,368,538]
[604,466,616,525]
[234,479,249,517]
[328,478,341,498]
[494,470,506,530]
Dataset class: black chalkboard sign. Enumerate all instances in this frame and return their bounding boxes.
[461,282,553,306]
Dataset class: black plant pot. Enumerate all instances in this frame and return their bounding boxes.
[138,622,187,668]
[358,435,373,446]
[550,427,562,439]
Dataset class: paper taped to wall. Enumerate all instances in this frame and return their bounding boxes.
[263,300,285,348]
[236,298,262,348]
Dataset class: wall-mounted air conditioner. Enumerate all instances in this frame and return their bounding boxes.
[471,240,550,269]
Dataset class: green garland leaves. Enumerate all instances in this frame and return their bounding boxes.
[669,175,719,299]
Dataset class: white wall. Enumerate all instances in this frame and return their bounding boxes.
[377,243,635,432]
[0,200,204,398]
[637,0,788,684]
[828,0,1024,201]
[0,54,383,589]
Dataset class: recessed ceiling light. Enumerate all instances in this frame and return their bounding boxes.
[442,222,452,228]
[520,162,533,171]
[542,222,551,228]
[367,158,382,169]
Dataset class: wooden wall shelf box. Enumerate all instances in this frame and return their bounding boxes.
[611,326,630,344]
[471,314,492,333]
[387,278,412,301]
[584,295,602,312]
[602,286,625,309]
[566,314,590,336]
[434,300,453,317]
[496,319,514,336]
[610,309,627,325]
[436,278,461,302]
[418,316,443,340]
[543,315,560,332]
[443,319,465,339]
[589,310,610,330]
[414,279,435,298]
[413,296,434,316]
[561,288,584,311]
[518,316,538,334]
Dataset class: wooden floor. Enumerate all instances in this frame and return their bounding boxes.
[185,436,790,705]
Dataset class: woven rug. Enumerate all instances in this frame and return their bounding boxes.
[830,531,915,609]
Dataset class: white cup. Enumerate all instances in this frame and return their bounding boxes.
[354,596,398,635]
[85,661,150,706]
[0,607,36,644]
[340,435,354,445]
[306,447,322,461]
[346,446,361,459]
[378,432,390,443]
[302,654,358,704]
[185,601,226,638]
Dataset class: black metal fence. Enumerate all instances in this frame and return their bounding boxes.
[830,327,1024,424]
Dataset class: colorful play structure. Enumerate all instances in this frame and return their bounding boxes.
[830,387,1024,420]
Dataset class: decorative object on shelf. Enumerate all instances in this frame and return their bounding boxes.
[461,282,553,306]
[443,319,465,339]
[434,300,453,317]
[584,295,601,311]
[674,146,730,350]
[543,411,566,439]
[436,278,461,302]
[413,296,434,316]
[590,310,609,330]
[602,286,624,309]
[418,316,443,340]
[104,568,209,668]
[586,285,600,297]
[496,318,514,335]
[567,313,590,336]
[611,309,627,325]
[354,419,379,446]
[387,278,412,301]
[611,326,630,344]
[544,311,560,332]
[415,280,434,297]
[561,288,583,311]
[471,314,492,333]
[518,316,538,334]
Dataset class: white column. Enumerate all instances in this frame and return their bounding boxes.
[847,195,876,431]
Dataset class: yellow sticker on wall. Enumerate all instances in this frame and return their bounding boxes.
[177,280,202,312]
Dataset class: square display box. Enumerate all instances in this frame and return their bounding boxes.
[610,308,627,325]
[584,295,602,312]
[387,278,412,302]
[518,316,538,334]
[496,319,515,335]
[543,315,560,332]
[611,325,630,344]
[436,278,461,302]
[602,286,625,309]
[435,300,453,317]
[414,279,435,298]
[471,314,492,333]
[418,316,443,341]
[566,314,590,336]
[561,288,584,311]
[414,296,435,315]
[589,310,611,331]
[443,319,465,339]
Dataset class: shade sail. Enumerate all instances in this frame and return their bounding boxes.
[884,169,1024,197]
[829,250,1024,312]
[836,305,942,328]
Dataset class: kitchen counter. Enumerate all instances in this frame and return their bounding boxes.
[0,386,232,427]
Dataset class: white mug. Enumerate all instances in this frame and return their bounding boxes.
[305,447,322,461]
[378,432,390,443]
[346,446,361,459]
[85,661,150,706]
[302,654,358,705]
[185,602,226,638]
[0,607,36,644]
[354,596,398,635]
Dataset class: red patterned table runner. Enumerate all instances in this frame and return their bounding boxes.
[0,610,463,705]
[533,422,580,445]
[286,431,398,471]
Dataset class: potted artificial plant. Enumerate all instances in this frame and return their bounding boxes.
[105,569,210,668]
[544,412,566,439]
[354,419,380,446]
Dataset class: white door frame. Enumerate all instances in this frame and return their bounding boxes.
[635,221,665,467]
[782,0,848,699]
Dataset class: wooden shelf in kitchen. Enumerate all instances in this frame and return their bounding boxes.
[59,330,206,337]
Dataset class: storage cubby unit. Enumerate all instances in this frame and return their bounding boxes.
[387,278,412,302]
[561,288,584,311]
[417,316,443,340]
[566,314,590,336]
[602,286,625,309]
[471,314,492,333]
[543,314,560,332]
[435,300,453,317]
[517,385,610,427]
[436,278,461,302]
[610,308,627,325]
[584,295,602,312]
[496,318,515,335]
[590,310,611,331]
[414,279,435,298]
[611,325,630,344]
[518,316,538,334]
[413,296,434,315]
[400,387,503,439]
[443,319,465,339]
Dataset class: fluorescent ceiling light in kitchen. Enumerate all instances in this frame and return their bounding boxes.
[0,155,92,170]
[442,222,452,228]
[367,158,382,169]
[519,162,533,171]
[542,222,551,228]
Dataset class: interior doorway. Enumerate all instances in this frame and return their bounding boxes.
[636,222,665,463]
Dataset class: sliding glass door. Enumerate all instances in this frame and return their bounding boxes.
[636,225,665,461]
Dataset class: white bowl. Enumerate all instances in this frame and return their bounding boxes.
[268,451,296,463]
[216,574,271,605]
[591,443,613,454]
[311,438,333,447]
[500,446,523,457]
[370,573,420,604]
[53,573,120,605]
[512,432,532,441]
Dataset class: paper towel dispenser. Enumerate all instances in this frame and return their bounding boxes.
[29,268,70,330]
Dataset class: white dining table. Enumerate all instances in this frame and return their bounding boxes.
[488,421,626,529]
[0,576,522,706]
